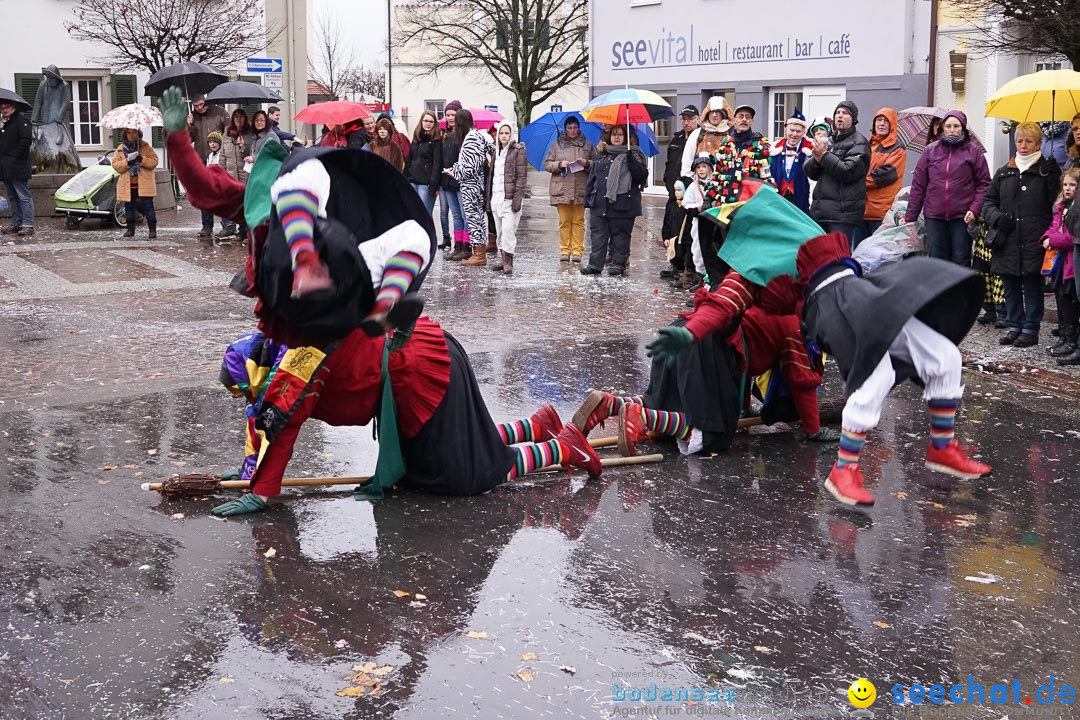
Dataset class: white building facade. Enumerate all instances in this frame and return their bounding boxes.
[591,0,933,181]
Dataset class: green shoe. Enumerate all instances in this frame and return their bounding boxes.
[211,493,268,516]
[804,427,842,442]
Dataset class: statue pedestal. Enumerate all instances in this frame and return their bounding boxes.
[0,169,177,218]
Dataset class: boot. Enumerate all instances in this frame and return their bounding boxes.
[1057,347,1080,365]
[490,252,505,272]
[123,225,136,238]
[1049,330,1077,357]
[824,463,875,506]
[925,440,992,480]
[529,404,564,441]
[462,244,487,266]
[555,423,603,478]
[147,224,157,240]
[291,253,333,297]
[502,252,513,275]
[486,233,498,254]
[449,244,471,261]
[616,402,647,457]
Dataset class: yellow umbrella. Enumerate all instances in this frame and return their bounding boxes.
[985,69,1080,122]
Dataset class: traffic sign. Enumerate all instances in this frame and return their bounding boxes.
[246,57,283,73]
[550,104,563,112]
[262,73,283,89]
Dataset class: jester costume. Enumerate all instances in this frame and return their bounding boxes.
[215,320,604,515]
[573,187,838,456]
[796,233,991,506]
[770,112,813,214]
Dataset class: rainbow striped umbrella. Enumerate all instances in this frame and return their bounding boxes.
[579,88,674,125]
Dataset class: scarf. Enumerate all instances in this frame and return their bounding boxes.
[604,144,632,204]
[122,136,141,177]
[1016,150,1042,174]
[942,133,965,145]
[1042,121,1070,139]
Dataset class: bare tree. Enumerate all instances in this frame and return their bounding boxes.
[949,0,1080,67]
[347,66,387,102]
[396,0,589,128]
[309,10,361,101]
[66,0,279,74]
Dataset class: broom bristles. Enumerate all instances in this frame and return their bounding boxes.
[159,473,223,500]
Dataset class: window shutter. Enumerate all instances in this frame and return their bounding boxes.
[151,127,164,147]
[14,73,41,111]
[110,74,137,146]
[239,75,262,121]
[540,19,550,49]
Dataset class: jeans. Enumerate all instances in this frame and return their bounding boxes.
[438,189,463,241]
[3,179,34,228]
[925,218,972,266]
[124,190,157,229]
[819,221,857,250]
[411,183,437,216]
[850,220,882,249]
[1001,273,1044,335]
[587,214,634,271]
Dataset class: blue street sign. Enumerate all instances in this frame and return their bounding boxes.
[550,104,563,112]
[246,57,283,73]
[484,104,499,112]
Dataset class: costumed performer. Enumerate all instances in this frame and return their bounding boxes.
[157,86,434,346]
[212,322,604,516]
[794,232,992,507]
[770,110,813,214]
[572,186,840,457]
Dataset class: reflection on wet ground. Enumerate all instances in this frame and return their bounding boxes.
[2,338,1079,719]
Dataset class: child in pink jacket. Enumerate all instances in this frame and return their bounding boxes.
[1042,168,1080,364]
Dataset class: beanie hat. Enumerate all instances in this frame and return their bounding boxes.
[207,131,223,145]
[835,100,860,125]
[691,153,713,170]
[809,117,832,136]
[444,100,463,112]
[784,109,807,130]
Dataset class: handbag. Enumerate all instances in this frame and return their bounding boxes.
[1042,246,1064,276]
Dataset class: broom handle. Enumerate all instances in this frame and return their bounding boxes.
[589,416,760,450]
[141,454,665,493]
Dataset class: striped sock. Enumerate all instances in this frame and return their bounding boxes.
[506,439,564,480]
[497,417,539,445]
[276,189,319,269]
[608,394,644,415]
[928,398,959,449]
[642,407,692,441]
[837,428,868,468]
[374,251,424,312]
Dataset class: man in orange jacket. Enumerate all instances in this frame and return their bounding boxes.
[853,107,906,247]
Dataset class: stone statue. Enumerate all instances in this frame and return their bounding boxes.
[30,65,82,174]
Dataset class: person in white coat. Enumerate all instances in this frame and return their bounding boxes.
[485,122,528,274]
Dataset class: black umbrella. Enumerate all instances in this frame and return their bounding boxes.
[144,61,228,98]
[0,88,31,112]
[205,80,280,104]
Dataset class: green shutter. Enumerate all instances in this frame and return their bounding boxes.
[110,74,137,146]
[151,127,164,147]
[239,75,262,121]
[14,73,40,111]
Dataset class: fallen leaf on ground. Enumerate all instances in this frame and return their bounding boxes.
[872,620,891,629]
[893,491,908,499]
[371,665,393,677]
[560,666,576,675]
[218,676,235,684]
[336,686,365,697]
[343,673,379,687]
[353,662,378,674]
[414,593,427,600]
[392,590,410,598]
[521,652,538,661]
[101,465,117,471]
[465,630,489,639]
[517,669,534,682]
[263,547,277,558]
[369,685,386,696]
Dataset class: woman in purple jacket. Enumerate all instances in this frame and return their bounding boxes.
[905,111,991,266]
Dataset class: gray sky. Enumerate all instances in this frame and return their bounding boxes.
[310,0,388,69]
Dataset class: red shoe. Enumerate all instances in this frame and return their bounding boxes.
[529,403,563,441]
[925,441,992,480]
[291,256,333,297]
[556,423,603,478]
[617,402,647,457]
[571,390,614,436]
[823,463,875,506]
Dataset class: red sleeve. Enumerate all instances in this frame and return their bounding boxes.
[777,316,823,435]
[249,418,303,497]
[683,271,758,339]
[166,130,246,225]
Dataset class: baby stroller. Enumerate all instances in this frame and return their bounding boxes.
[53,153,127,229]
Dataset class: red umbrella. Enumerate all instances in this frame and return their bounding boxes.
[294,101,372,127]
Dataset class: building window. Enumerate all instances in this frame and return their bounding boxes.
[496,19,550,52]
[425,99,445,120]
[770,89,803,139]
[1035,60,1064,72]
[69,79,102,147]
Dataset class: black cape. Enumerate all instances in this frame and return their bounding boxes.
[257,147,437,340]
[803,257,983,395]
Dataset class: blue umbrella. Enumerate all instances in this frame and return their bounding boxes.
[520,111,660,170]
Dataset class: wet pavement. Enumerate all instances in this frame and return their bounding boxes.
[2,181,1080,720]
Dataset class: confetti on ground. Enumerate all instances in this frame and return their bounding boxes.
[521,652,538,661]
[263,547,277,558]
[465,630,489,639]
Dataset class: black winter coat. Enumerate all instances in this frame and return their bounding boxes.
[0,111,33,181]
[664,128,690,194]
[405,136,442,189]
[982,156,1060,276]
[584,147,649,218]
[804,127,871,224]
[440,136,460,191]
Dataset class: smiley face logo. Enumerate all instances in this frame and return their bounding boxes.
[848,678,876,708]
